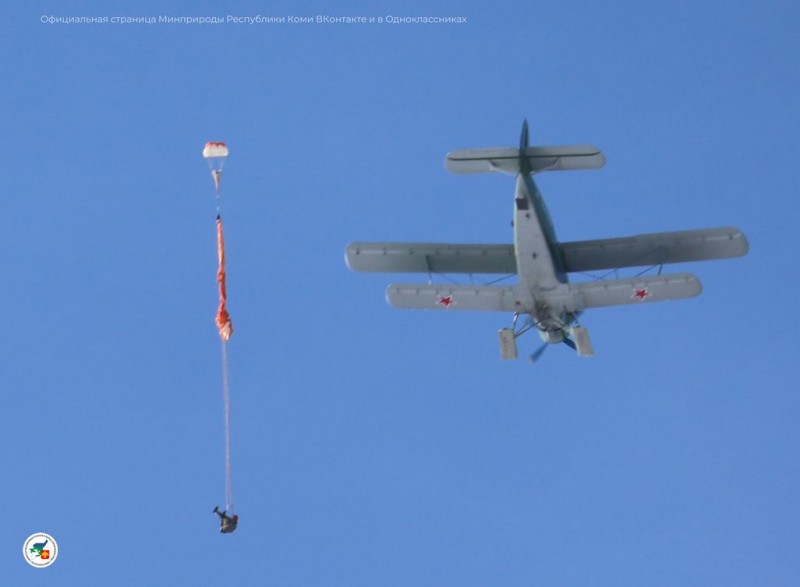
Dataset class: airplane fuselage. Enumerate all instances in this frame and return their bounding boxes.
[512,169,577,342]
[513,172,567,291]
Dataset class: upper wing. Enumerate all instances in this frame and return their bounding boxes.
[346,228,748,275]
[560,227,749,273]
[345,243,517,274]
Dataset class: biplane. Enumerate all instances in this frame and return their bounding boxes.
[345,121,748,361]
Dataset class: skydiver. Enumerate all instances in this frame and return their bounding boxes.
[213,506,239,533]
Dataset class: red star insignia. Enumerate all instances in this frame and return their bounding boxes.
[436,295,455,308]
[632,288,650,301]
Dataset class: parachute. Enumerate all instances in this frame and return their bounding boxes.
[203,141,229,195]
[203,141,229,161]
[203,141,235,521]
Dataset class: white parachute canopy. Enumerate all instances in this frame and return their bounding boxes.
[203,142,229,193]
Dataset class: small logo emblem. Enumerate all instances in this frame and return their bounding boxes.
[436,295,455,308]
[23,533,58,568]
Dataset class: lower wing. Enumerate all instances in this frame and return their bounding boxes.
[549,273,702,311]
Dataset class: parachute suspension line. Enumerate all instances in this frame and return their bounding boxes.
[221,339,234,513]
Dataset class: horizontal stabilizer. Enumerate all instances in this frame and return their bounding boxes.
[346,243,516,274]
[561,227,749,273]
[387,284,521,312]
[446,145,605,175]
[551,273,702,311]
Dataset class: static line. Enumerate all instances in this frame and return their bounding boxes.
[221,339,233,513]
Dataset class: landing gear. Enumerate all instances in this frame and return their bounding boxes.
[497,313,537,360]
[498,311,594,363]
[570,326,595,357]
[498,328,518,360]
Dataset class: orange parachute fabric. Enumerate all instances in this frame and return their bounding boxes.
[215,215,233,341]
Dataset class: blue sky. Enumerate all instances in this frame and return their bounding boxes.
[3,1,799,585]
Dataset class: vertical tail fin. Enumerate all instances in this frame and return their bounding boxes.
[520,119,530,150]
[519,119,532,175]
